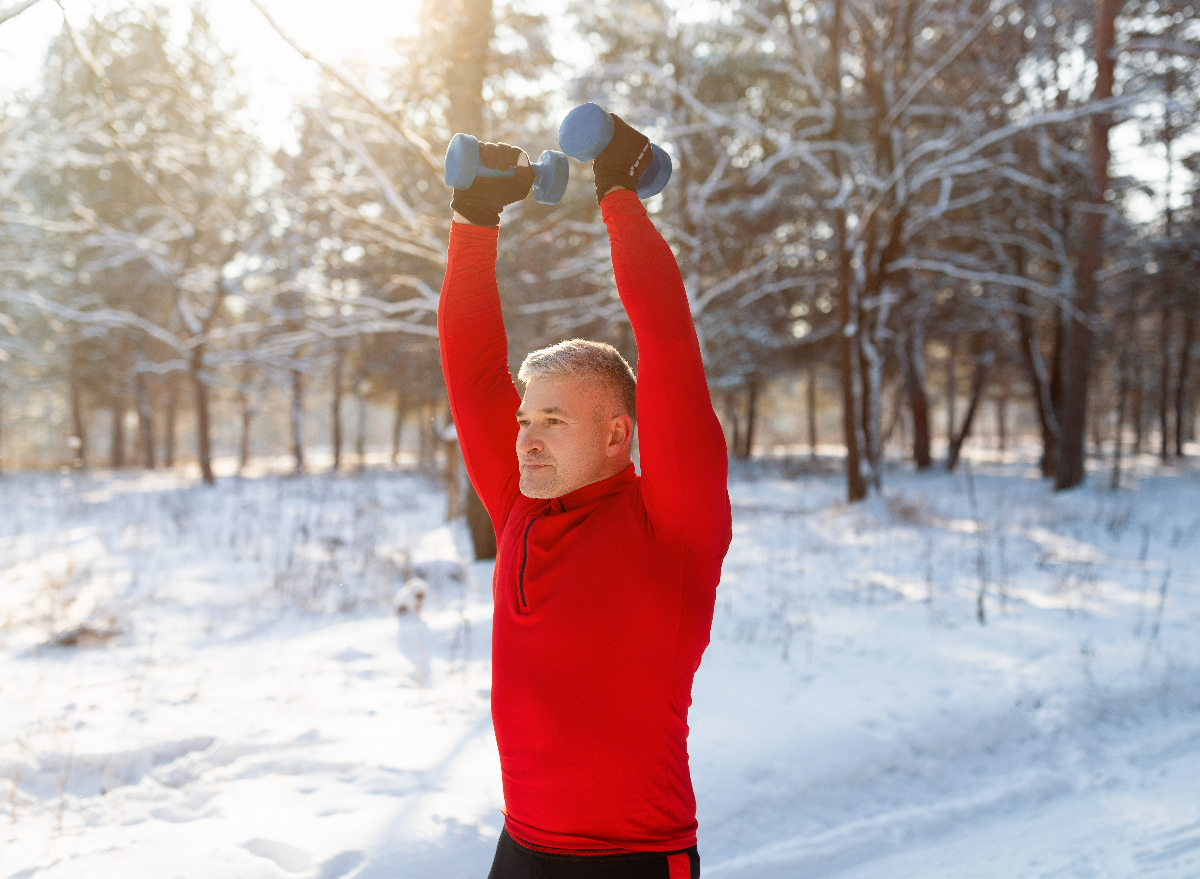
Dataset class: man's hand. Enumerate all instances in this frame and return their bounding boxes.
[451,145,534,228]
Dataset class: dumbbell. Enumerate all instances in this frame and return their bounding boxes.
[557,103,673,199]
[443,133,570,205]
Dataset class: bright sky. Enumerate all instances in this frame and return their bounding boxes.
[0,0,426,148]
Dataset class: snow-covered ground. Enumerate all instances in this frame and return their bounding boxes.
[2,456,1198,879]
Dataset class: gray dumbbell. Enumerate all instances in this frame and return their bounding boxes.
[557,103,672,198]
[443,133,569,205]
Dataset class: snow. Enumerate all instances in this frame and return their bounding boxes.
[2,457,1198,878]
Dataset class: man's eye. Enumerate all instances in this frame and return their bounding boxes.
[548,418,562,425]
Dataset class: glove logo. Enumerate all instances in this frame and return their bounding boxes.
[629,142,650,177]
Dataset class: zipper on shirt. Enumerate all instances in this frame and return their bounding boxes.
[517,515,538,612]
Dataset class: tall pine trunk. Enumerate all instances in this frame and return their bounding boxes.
[831,0,866,501]
[444,0,500,559]
[1056,0,1123,490]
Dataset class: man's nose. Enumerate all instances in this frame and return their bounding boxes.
[517,427,544,455]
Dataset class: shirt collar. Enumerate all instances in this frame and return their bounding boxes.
[547,463,637,513]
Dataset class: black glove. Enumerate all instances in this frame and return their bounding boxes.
[592,114,652,204]
[451,141,535,227]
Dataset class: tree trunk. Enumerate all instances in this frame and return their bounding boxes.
[418,403,438,474]
[902,326,932,469]
[444,437,464,520]
[742,377,759,459]
[135,371,155,469]
[69,366,87,469]
[831,0,866,501]
[164,375,177,469]
[190,347,215,485]
[1112,356,1129,489]
[1131,354,1145,454]
[807,363,819,459]
[947,350,992,472]
[860,285,890,489]
[724,390,742,458]
[1017,287,1059,476]
[995,389,1008,454]
[945,334,958,450]
[1159,305,1173,461]
[1046,302,1068,477]
[291,369,306,475]
[465,485,497,560]
[238,393,253,475]
[392,385,406,467]
[111,397,126,469]
[445,0,494,137]
[1055,0,1122,491]
[331,345,344,472]
[1175,312,1194,457]
[355,374,368,470]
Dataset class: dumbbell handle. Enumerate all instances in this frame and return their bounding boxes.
[443,134,569,205]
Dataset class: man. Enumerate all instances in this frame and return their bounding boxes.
[438,113,732,879]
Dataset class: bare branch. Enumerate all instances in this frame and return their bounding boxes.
[0,0,45,26]
[246,0,441,176]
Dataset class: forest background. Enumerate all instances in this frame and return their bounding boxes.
[1,0,1198,558]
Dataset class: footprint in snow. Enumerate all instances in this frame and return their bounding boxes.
[316,850,367,879]
[243,838,312,874]
[242,840,366,878]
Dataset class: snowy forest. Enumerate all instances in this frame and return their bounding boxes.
[3,0,1200,877]
[0,0,1196,500]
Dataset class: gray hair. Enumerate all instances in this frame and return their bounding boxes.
[518,339,637,421]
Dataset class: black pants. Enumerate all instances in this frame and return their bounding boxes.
[486,829,700,879]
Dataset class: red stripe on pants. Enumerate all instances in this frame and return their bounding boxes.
[668,852,692,879]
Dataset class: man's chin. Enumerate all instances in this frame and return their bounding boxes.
[519,472,558,499]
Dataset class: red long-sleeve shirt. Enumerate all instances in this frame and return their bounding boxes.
[438,190,732,853]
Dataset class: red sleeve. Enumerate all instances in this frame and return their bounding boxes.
[437,222,522,530]
[601,191,732,555]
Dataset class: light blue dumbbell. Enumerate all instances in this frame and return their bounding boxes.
[557,103,672,199]
[443,133,569,205]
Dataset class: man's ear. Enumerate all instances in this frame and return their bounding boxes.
[605,414,634,458]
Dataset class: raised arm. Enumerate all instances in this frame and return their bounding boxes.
[438,144,535,530]
[438,223,522,529]
[601,190,732,555]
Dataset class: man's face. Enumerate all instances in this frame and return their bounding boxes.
[516,375,631,499]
